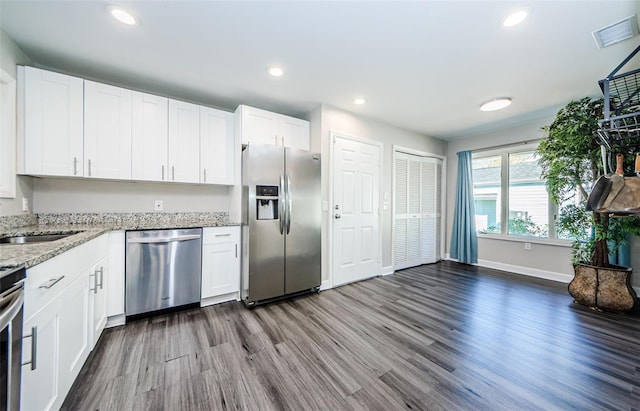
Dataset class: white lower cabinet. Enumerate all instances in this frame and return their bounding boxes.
[21,234,108,411]
[201,226,240,305]
[20,298,61,411]
[89,255,109,346]
[59,272,91,392]
[106,231,125,323]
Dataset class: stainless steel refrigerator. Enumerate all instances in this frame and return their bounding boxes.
[241,144,321,306]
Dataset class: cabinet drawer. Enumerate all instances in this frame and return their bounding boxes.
[24,234,108,319]
[203,226,240,244]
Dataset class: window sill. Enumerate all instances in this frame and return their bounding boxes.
[477,233,573,247]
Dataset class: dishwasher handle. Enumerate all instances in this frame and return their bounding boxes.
[127,234,202,244]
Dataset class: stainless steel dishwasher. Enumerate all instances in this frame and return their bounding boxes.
[125,228,202,317]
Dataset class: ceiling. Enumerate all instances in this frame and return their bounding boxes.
[1,1,640,140]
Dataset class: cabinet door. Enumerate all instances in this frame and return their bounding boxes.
[107,231,125,317]
[84,80,132,179]
[168,99,200,183]
[200,106,234,185]
[21,299,62,411]
[279,114,310,150]
[132,91,168,181]
[89,256,109,345]
[20,66,83,176]
[201,227,240,299]
[239,105,279,146]
[58,272,91,394]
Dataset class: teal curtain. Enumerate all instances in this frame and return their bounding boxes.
[450,150,478,264]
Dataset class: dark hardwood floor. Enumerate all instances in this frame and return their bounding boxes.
[62,261,640,411]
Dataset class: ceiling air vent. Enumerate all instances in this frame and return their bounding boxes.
[592,14,639,48]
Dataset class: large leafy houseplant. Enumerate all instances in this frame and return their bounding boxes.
[537,97,640,267]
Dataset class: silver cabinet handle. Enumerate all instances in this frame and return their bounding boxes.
[88,159,92,177]
[235,244,238,258]
[39,275,65,289]
[73,157,78,175]
[22,326,37,371]
[172,166,175,181]
[215,233,231,237]
[98,266,104,290]
[162,165,165,181]
[89,268,99,294]
[281,136,285,146]
[274,134,278,146]
[203,169,207,183]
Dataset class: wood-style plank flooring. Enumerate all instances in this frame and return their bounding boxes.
[62,261,640,410]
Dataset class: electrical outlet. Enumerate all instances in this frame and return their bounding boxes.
[22,198,29,212]
[524,242,532,251]
[154,200,164,211]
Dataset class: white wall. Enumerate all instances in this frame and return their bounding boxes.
[0,28,33,216]
[313,104,446,286]
[32,178,231,214]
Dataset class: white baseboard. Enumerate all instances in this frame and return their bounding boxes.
[445,253,573,284]
[381,265,394,276]
[200,292,239,307]
[477,259,574,284]
[320,279,332,291]
[106,314,125,328]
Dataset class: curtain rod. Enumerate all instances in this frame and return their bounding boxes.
[472,139,542,154]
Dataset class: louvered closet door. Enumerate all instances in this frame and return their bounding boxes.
[394,153,442,270]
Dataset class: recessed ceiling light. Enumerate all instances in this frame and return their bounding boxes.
[107,5,139,26]
[353,98,367,105]
[480,97,512,112]
[268,66,284,77]
[501,8,528,28]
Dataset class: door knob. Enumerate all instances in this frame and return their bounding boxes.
[335,213,341,219]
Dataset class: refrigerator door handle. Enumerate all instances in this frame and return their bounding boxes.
[279,174,285,235]
[285,172,292,234]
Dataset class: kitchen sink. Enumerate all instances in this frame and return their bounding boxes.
[0,232,80,244]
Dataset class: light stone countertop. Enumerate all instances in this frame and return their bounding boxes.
[0,213,240,269]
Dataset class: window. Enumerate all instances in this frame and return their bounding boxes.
[472,148,561,240]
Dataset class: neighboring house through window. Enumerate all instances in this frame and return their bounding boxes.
[472,146,563,241]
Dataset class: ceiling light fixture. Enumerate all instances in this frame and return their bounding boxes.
[268,66,284,77]
[107,6,139,26]
[480,97,512,112]
[353,98,367,105]
[501,8,528,28]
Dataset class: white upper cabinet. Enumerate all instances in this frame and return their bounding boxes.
[18,66,83,176]
[131,91,168,182]
[200,106,235,185]
[84,81,132,179]
[237,104,310,150]
[168,99,200,183]
[278,115,310,150]
[18,66,237,185]
[238,105,279,146]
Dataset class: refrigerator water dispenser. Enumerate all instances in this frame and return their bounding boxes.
[256,185,278,220]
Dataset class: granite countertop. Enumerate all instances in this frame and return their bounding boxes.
[0,213,240,269]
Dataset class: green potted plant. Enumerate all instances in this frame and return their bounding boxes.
[536,97,640,312]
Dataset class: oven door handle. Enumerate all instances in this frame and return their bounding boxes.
[0,287,23,333]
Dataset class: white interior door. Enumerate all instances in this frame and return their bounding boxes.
[332,135,381,287]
